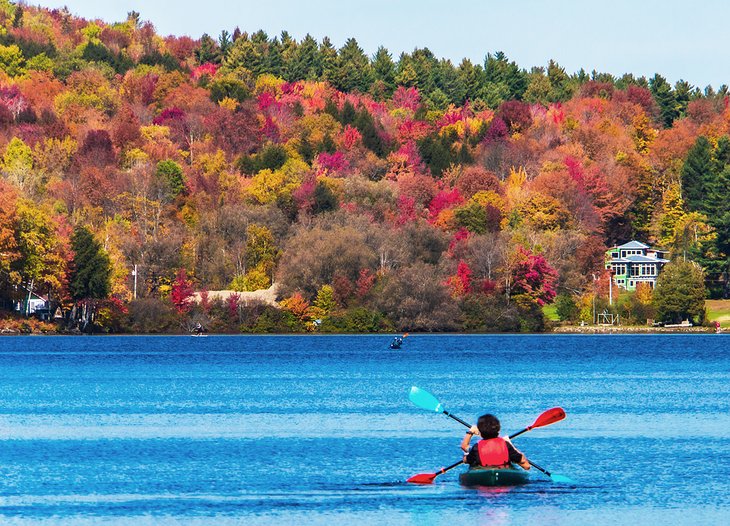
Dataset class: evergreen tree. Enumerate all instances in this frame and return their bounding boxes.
[708,165,730,221]
[712,135,730,174]
[653,260,706,324]
[340,100,357,125]
[355,108,385,157]
[313,182,338,214]
[285,34,321,81]
[156,160,185,197]
[419,134,453,176]
[319,36,337,83]
[457,58,485,102]
[547,60,574,102]
[297,132,315,163]
[318,132,336,154]
[195,33,221,65]
[484,51,528,100]
[674,79,694,119]
[267,36,283,76]
[409,48,438,95]
[331,38,373,92]
[69,226,111,302]
[371,46,396,98]
[649,74,678,127]
[681,136,712,212]
[438,59,466,104]
[225,33,268,76]
[218,30,232,59]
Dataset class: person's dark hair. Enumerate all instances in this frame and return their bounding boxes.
[477,414,501,439]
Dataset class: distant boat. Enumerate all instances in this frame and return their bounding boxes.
[664,320,693,328]
[389,333,408,349]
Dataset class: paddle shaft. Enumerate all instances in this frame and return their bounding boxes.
[437,460,465,476]
[525,460,552,477]
[509,427,531,440]
[443,411,471,428]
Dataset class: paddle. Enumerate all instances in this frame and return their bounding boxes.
[408,387,572,484]
[408,386,472,427]
[407,460,464,484]
[508,407,566,439]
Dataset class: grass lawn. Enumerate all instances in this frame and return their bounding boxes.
[543,304,560,322]
[705,299,730,327]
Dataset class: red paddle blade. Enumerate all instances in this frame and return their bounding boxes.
[531,407,566,429]
[407,472,437,484]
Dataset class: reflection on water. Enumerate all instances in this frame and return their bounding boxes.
[0,334,728,524]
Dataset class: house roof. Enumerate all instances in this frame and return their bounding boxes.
[616,241,650,250]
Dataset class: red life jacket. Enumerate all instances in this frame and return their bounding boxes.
[477,437,510,467]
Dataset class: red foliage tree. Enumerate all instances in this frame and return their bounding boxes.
[392,86,421,111]
[79,129,115,167]
[398,172,437,207]
[171,268,195,314]
[428,188,464,222]
[112,104,142,150]
[332,273,355,305]
[199,288,211,314]
[510,248,558,306]
[355,268,376,298]
[484,116,508,143]
[226,292,241,320]
[497,100,533,133]
[455,166,502,198]
[446,260,472,297]
[395,195,417,225]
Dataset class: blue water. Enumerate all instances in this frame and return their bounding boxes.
[0,335,728,525]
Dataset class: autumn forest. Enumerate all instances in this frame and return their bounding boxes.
[0,2,726,333]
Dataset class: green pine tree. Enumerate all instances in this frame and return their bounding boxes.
[69,226,111,302]
[649,74,678,127]
[681,136,713,212]
[653,260,706,324]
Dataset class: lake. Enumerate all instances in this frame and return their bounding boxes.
[0,334,728,525]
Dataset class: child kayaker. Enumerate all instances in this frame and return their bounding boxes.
[461,413,531,470]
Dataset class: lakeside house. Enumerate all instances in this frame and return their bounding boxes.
[15,289,50,318]
[605,241,669,291]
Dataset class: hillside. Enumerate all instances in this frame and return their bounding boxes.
[0,2,727,333]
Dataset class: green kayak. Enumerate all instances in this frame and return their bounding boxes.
[459,467,530,487]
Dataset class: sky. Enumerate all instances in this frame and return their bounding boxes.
[31,0,730,89]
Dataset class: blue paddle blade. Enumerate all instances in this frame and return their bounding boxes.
[550,474,575,484]
[409,386,444,412]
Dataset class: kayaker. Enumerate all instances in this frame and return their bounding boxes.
[461,414,530,470]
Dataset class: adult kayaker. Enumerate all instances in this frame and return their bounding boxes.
[461,413,530,470]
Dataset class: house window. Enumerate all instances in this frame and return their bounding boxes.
[629,281,634,287]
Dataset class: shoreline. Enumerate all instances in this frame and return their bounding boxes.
[0,327,720,336]
[551,325,715,334]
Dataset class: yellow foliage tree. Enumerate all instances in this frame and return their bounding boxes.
[505,166,528,209]
[248,158,308,204]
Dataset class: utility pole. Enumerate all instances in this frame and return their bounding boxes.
[26,278,34,316]
[132,264,137,300]
[591,273,597,325]
[609,269,613,306]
